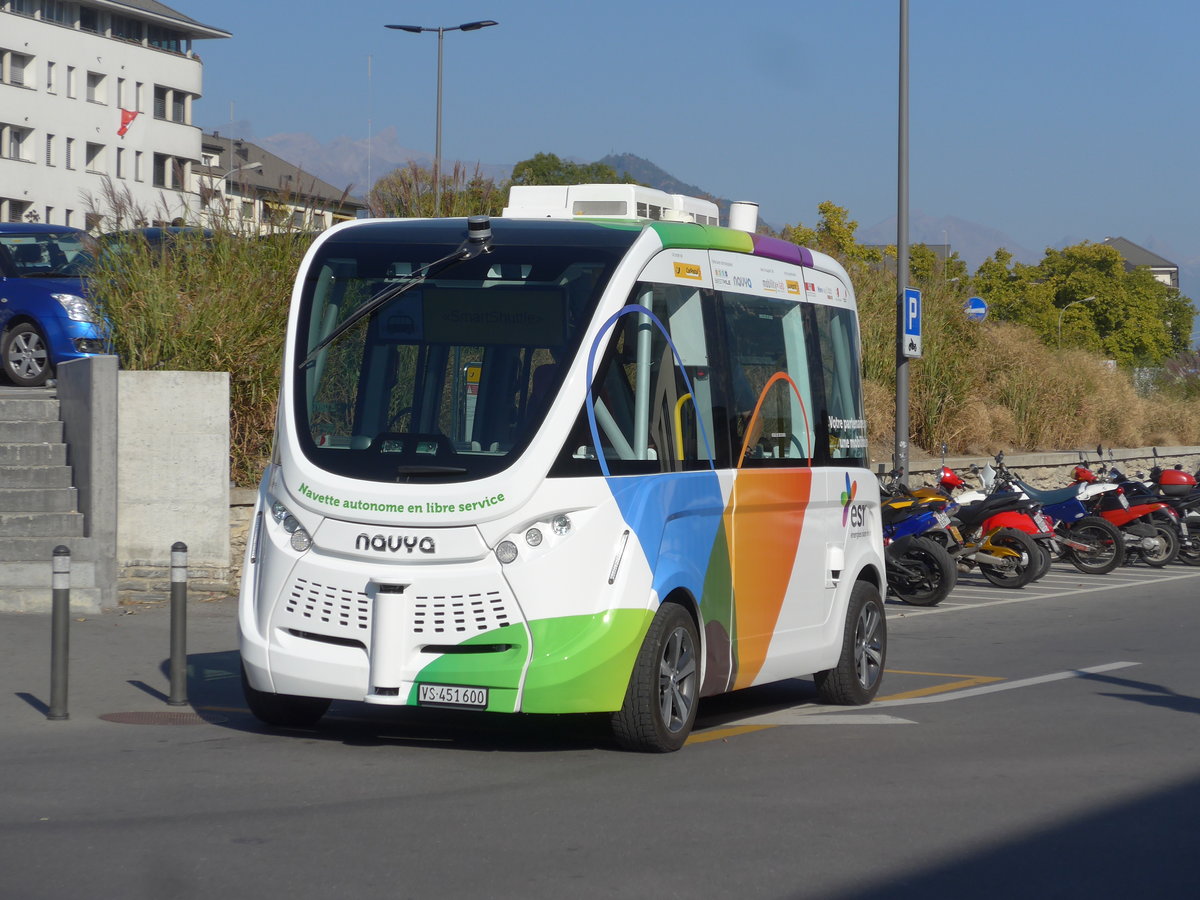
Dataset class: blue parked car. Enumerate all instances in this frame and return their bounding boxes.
[0,223,110,387]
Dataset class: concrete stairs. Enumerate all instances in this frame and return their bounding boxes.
[0,390,101,612]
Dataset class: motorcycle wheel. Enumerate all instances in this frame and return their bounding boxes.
[1029,541,1053,582]
[1064,517,1125,575]
[891,537,957,607]
[1140,522,1180,567]
[979,528,1038,589]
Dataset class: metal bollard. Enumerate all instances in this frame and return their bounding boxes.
[48,545,70,721]
[167,542,189,707]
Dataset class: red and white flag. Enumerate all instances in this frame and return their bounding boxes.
[117,109,139,137]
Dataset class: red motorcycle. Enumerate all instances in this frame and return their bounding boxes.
[1073,465,1179,566]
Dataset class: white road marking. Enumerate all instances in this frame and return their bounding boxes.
[871,661,1140,708]
[892,568,1200,617]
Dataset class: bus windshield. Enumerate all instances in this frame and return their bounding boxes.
[293,220,637,483]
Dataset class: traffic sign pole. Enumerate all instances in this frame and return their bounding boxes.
[894,0,910,483]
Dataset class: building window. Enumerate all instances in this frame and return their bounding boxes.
[134,150,143,181]
[135,82,143,112]
[1,198,32,223]
[116,146,124,178]
[44,206,53,224]
[41,1,70,25]
[112,15,142,42]
[148,26,183,53]
[85,141,104,173]
[79,7,98,33]
[64,208,72,227]
[1,49,33,87]
[46,60,55,93]
[9,0,33,16]
[45,133,54,166]
[241,200,254,219]
[153,153,186,189]
[1,124,31,161]
[153,85,167,119]
[116,77,125,108]
[65,136,74,169]
[86,71,105,104]
[172,91,186,123]
[66,65,75,98]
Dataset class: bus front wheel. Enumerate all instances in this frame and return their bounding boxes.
[241,663,331,728]
[612,602,700,752]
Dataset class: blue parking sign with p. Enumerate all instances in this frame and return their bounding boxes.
[903,287,922,358]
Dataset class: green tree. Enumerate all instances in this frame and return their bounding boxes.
[780,202,882,266]
[510,152,635,186]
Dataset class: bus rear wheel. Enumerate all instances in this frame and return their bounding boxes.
[814,582,887,705]
[612,602,699,753]
[241,663,331,728]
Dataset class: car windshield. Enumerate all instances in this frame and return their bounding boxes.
[0,231,94,277]
[293,219,637,483]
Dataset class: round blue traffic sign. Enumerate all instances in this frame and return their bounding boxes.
[964,296,988,322]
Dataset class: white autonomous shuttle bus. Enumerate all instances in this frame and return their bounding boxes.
[239,184,886,751]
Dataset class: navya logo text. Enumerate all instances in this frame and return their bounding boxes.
[356,534,436,554]
[841,474,866,528]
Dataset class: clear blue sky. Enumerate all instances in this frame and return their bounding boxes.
[190,0,1200,276]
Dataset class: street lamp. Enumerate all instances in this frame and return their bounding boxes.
[1058,296,1096,347]
[385,20,499,216]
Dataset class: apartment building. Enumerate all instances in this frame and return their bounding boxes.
[0,0,229,229]
[198,131,365,233]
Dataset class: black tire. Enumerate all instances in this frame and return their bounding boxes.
[612,603,700,752]
[1064,516,1125,575]
[1029,541,1053,582]
[814,581,887,705]
[1,322,53,387]
[241,662,331,728]
[891,537,956,607]
[979,528,1038,588]
[1177,532,1200,566]
[1140,522,1179,567]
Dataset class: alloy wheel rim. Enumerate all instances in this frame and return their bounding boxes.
[854,603,884,689]
[658,625,697,733]
[10,332,47,379]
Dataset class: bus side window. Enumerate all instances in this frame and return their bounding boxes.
[717,292,815,467]
[811,304,868,466]
[559,283,722,475]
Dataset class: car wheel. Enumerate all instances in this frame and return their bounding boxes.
[612,602,700,752]
[1,322,52,387]
[241,662,331,728]
[814,581,887,705]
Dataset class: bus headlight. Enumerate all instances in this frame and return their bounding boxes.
[524,527,543,547]
[270,497,312,553]
[496,541,519,564]
[551,514,573,536]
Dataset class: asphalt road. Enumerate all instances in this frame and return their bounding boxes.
[2,560,1199,899]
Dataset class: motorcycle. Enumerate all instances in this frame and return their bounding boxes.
[1072,464,1180,567]
[915,466,1043,588]
[879,471,959,607]
[987,454,1125,575]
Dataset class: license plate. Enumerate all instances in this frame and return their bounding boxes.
[418,683,489,709]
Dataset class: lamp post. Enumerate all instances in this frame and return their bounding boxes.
[204,161,261,224]
[385,20,498,217]
[1058,296,1096,347]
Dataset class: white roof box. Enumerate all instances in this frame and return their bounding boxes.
[503,184,720,226]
